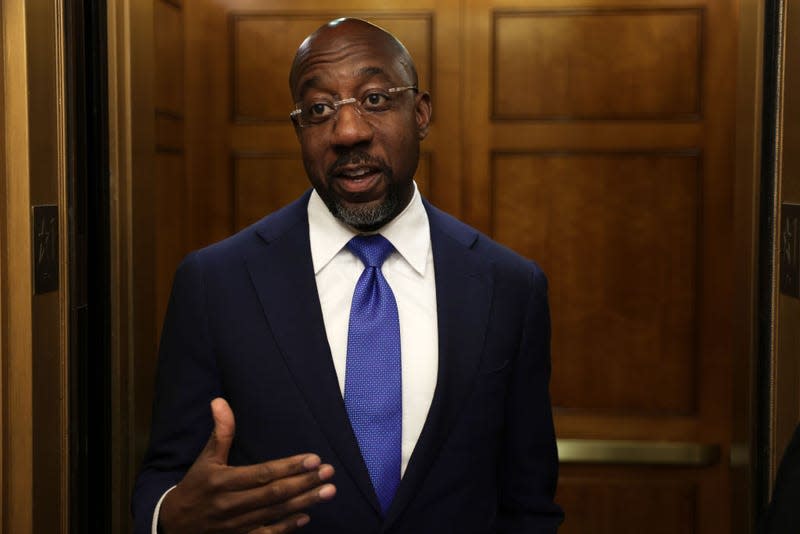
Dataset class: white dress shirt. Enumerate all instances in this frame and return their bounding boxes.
[153,184,438,532]
[308,183,438,476]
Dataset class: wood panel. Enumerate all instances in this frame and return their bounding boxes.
[493,151,700,414]
[2,0,70,531]
[108,1,159,531]
[557,470,696,534]
[155,0,184,117]
[233,153,308,229]
[465,0,737,531]
[493,8,703,120]
[154,0,187,337]
[154,151,186,334]
[0,1,34,530]
[156,113,184,151]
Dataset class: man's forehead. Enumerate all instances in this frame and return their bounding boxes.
[289,19,414,95]
[295,62,402,97]
[295,35,399,74]
[302,18,397,52]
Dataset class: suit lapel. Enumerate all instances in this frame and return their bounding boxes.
[383,202,494,528]
[245,194,381,513]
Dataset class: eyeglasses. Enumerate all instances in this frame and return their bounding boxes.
[290,85,418,128]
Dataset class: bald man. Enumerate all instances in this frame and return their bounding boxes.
[133,19,563,533]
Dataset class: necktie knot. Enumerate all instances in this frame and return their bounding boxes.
[347,234,395,268]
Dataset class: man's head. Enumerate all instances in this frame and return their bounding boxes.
[289,18,432,231]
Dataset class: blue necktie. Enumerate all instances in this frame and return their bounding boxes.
[345,234,401,515]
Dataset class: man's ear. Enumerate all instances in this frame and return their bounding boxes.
[415,92,432,140]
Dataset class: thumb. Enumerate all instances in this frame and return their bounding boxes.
[203,397,235,465]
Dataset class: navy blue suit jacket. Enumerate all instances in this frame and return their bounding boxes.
[132,192,563,533]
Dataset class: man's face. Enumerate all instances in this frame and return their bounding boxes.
[290,24,431,231]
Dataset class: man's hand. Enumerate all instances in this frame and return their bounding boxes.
[159,398,336,534]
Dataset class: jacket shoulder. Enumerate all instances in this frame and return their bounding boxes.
[184,190,311,269]
[424,199,546,282]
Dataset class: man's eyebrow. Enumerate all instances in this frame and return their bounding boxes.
[296,76,321,99]
[296,67,395,99]
[356,66,389,80]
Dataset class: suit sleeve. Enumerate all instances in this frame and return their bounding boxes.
[131,252,223,534]
[497,265,564,533]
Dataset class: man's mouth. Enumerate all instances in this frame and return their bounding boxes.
[332,165,383,195]
[339,166,374,177]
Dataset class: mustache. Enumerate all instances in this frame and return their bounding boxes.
[327,151,390,177]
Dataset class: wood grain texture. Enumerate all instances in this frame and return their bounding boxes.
[155,0,184,117]
[154,0,187,342]
[557,467,696,533]
[154,152,186,339]
[464,0,738,531]
[155,112,184,152]
[493,151,700,414]
[493,8,703,120]
[0,0,33,529]
[233,153,308,229]
[1,0,70,530]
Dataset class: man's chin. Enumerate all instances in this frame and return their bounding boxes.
[328,197,399,232]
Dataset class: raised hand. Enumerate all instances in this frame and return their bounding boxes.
[159,398,336,534]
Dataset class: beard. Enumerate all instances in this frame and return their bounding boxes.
[322,181,402,232]
[315,150,410,232]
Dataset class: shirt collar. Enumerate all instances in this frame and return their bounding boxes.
[308,183,430,276]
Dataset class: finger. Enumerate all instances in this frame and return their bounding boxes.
[251,481,336,527]
[247,513,309,534]
[215,464,335,516]
[205,397,236,465]
[230,481,336,532]
[214,453,328,492]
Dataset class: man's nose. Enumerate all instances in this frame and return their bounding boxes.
[330,103,373,147]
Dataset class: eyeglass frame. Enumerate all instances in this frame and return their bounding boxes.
[289,85,418,128]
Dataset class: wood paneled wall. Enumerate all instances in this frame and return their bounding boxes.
[0,0,69,532]
[731,1,763,529]
[463,2,737,533]
[154,0,188,338]
[0,2,33,530]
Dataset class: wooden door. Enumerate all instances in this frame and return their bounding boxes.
[463,0,737,532]
[148,0,741,532]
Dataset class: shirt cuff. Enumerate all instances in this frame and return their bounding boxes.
[152,485,177,534]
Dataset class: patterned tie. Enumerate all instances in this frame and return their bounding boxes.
[345,234,402,515]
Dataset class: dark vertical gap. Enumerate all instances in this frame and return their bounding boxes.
[64,0,111,532]
[756,0,782,525]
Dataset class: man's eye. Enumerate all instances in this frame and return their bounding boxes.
[307,102,335,118]
[362,93,390,109]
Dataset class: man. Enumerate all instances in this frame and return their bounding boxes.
[133,18,563,533]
